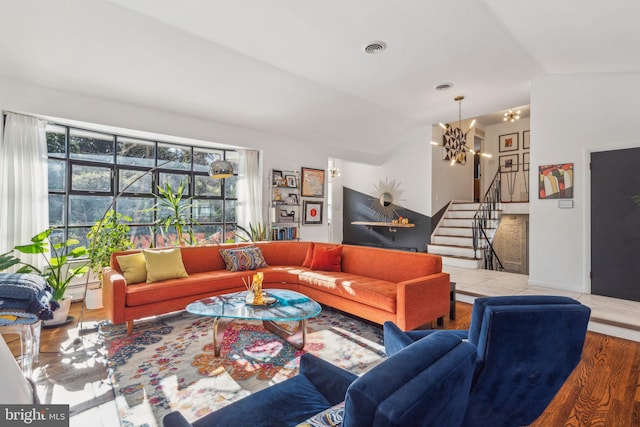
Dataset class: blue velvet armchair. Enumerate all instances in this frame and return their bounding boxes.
[384,295,591,427]
[163,330,477,427]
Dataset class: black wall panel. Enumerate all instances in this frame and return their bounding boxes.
[342,187,431,252]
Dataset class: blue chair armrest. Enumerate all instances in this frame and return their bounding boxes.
[300,353,358,405]
[384,321,469,356]
[163,411,193,427]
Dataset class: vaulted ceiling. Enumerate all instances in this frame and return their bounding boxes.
[1,1,638,157]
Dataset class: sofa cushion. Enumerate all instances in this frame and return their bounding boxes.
[302,242,315,267]
[256,241,310,266]
[125,271,248,307]
[298,271,396,313]
[116,253,147,284]
[310,245,342,272]
[143,248,188,283]
[220,246,269,272]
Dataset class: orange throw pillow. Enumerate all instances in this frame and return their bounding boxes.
[302,242,315,267]
[310,245,342,272]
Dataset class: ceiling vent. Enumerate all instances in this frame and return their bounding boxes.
[364,41,387,54]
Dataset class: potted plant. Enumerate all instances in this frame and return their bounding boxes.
[14,228,89,325]
[149,181,199,246]
[236,222,270,242]
[85,209,134,308]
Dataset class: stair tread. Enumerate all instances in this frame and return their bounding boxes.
[429,243,477,249]
[441,254,482,261]
[434,234,472,238]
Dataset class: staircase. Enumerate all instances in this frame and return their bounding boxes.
[428,202,500,269]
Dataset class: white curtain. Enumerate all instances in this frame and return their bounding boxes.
[237,150,263,233]
[0,112,49,259]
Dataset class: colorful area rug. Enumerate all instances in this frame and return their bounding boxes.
[101,307,385,427]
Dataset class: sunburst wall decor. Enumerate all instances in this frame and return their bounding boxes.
[370,178,405,220]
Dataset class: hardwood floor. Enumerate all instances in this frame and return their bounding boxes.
[3,301,640,426]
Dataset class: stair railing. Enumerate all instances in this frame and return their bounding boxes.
[472,168,505,271]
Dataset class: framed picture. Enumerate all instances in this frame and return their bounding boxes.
[523,130,530,149]
[272,170,283,186]
[499,154,519,172]
[303,200,323,224]
[285,175,297,188]
[499,133,519,152]
[539,163,573,199]
[301,167,325,197]
[523,152,530,171]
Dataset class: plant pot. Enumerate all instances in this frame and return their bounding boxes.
[43,296,72,326]
[85,288,103,309]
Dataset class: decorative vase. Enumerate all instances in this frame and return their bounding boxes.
[245,291,255,304]
[44,296,72,326]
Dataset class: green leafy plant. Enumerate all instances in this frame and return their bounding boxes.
[0,250,31,272]
[14,228,89,301]
[236,222,270,242]
[86,209,134,284]
[149,181,199,246]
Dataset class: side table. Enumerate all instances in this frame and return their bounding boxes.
[0,320,41,377]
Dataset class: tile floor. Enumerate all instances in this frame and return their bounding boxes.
[447,266,640,343]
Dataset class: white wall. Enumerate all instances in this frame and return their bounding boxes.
[483,118,531,201]
[529,72,640,292]
[430,120,475,213]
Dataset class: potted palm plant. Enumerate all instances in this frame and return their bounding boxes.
[149,181,199,246]
[14,228,89,325]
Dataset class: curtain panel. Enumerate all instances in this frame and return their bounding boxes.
[237,150,263,234]
[0,113,49,262]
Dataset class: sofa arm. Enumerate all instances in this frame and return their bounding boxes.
[102,267,127,325]
[300,353,358,405]
[396,272,450,330]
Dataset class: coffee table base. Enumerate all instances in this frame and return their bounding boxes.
[212,317,308,357]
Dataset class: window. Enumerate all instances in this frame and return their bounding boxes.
[46,124,238,248]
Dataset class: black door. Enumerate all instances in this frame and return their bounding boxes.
[591,148,640,302]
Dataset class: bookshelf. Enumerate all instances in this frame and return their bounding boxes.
[269,169,301,240]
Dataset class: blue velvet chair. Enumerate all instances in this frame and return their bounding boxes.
[163,330,477,427]
[384,295,591,427]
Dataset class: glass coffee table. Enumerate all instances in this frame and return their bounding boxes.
[186,289,322,357]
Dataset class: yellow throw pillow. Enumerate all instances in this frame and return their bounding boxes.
[116,253,147,284]
[143,248,189,283]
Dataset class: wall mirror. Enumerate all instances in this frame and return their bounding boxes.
[370,178,404,220]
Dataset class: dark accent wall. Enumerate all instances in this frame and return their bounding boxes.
[342,187,431,252]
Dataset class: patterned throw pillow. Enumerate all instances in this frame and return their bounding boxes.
[295,401,345,427]
[219,246,269,272]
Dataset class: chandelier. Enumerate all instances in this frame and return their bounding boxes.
[503,108,521,122]
[431,96,491,165]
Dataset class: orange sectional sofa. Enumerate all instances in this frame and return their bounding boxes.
[103,241,451,335]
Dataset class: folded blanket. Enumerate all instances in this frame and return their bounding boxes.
[0,309,39,325]
[0,274,58,320]
[0,273,48,300]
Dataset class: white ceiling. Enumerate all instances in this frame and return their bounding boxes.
[0,0,638,158]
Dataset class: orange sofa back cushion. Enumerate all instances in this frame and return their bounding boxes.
[341,245,441,282]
